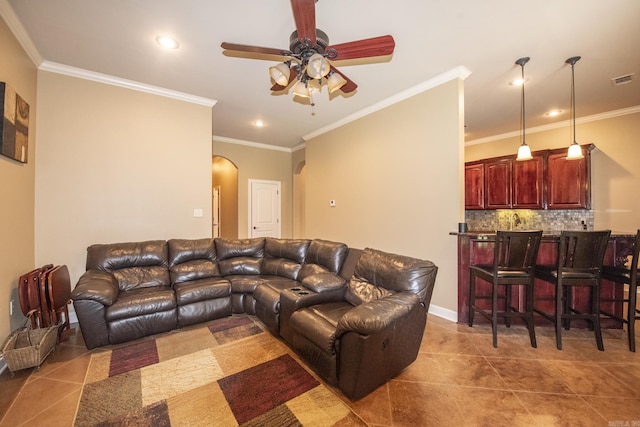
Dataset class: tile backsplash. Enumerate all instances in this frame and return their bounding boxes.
[465,209,594,232]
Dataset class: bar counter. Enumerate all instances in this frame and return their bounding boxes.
[453,230,636,327]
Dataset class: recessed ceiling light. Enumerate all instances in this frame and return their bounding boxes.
[545,110,563,117]
[156,35,179,49]
[253,120,266,127]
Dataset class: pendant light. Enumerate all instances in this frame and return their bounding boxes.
[566,56,584,160]
[515,57,533,161]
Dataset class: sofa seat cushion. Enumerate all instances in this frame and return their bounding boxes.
[290,302,353,354]
[227,276,264,293]
[174,278,230,306]
[105,287,175,322]
[253,278,299,313]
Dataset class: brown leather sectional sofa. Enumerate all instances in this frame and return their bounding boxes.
[71,237,438,400]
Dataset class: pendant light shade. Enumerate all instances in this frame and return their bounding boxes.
[515,57,533,161]
[566,56,584,160]
[517,144,533,161]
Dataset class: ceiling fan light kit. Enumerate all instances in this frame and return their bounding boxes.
[221,0,395,107]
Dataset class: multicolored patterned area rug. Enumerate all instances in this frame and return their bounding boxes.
[74,315,364,426]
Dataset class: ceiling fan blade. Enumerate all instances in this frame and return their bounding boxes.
[271,67,300,91]
[221,42,288,57]
[330,66,358,94]
[290,0,316,44]
[328,35,395,61]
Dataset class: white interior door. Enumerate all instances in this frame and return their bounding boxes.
[249,179,281,238]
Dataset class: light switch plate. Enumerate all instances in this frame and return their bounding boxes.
[193,208,203,217]
[329,200,336,207]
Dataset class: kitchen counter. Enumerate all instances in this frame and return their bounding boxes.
[450,230,636,238]
[454,231,635,326]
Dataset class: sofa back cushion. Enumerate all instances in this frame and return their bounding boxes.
[86,240,170,291]
[215,238,265,276]
[262,238,310,280]
[168,238,220,285]
[304,239,348,273]
[345,248,438,306]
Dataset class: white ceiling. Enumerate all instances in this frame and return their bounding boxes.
[3,0,640,149]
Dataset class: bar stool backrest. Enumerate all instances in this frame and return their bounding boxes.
[630,229,640,282]
[494,231,543,272]
[557,230,611,274]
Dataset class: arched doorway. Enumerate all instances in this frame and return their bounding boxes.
[212,155,239,239]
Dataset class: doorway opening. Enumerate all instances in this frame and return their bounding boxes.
[212,155,238,239]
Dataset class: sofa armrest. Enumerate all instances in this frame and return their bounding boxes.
[300,272,346,293]
[71,270,119,306]
[336,293,420,336]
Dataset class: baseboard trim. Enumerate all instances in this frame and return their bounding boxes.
[428,304,458,323]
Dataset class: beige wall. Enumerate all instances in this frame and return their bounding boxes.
[0,18,37,336]
[292,148,305,238]
[305,79,465,315]
[466,111,640,231]
[212,139,293,239]
[35,71,213,289]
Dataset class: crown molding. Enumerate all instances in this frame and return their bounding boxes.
[213,135,292,153]
[0,0,42,66]
[39,61,217,107]
[303,66,472,142]
[291,143,306,152]
[466,105,640,146]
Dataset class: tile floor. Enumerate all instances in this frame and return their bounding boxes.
[1,315,639,426]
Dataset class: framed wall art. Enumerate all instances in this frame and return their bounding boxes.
[0,82,30,163]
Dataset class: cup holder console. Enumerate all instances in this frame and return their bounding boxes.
[289,287,309,296]
[298,291,309,295]
[290,287,301,291]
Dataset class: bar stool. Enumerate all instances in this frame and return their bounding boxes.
[469,230,542,348]
[600,230,640,352]
[534,230,611,351]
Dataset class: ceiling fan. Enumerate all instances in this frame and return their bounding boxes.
[221,0,395,102]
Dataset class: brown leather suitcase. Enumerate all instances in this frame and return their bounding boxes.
[18,264,54,328]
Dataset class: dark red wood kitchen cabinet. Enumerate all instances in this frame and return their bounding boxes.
[546,147,591,209]
[484,158,512,209]
[464,162,485,210]
[512,154,544,209]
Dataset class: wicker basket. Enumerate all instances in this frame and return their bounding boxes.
[1,322,59,373]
